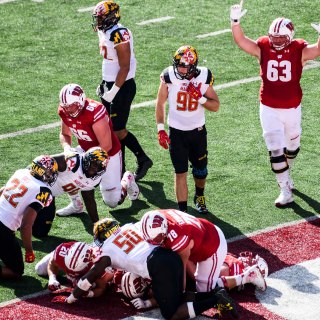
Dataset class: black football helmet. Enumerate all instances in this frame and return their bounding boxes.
[173,45,199,80]
[30,155,58,186]
[93,217,120,246]
[92,1,120,32]
[82,147,109,180]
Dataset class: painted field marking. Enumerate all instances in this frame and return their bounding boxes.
[196,29,231,39]
[78,6,95,13]
[136,16,174,26]
[0,0,16,4]
[1,60,319,142]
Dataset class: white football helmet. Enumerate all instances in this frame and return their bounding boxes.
[141,210,168,245]
[268,17,294,50]
[121,272,148,299]
[64,242,94,273]
[59,83,86,118]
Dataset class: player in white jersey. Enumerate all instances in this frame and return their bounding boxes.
[32,147,138,237]
[156,45,220,214]
[53,217,238,319]
[0,155,57,279]
[92,1,153,181]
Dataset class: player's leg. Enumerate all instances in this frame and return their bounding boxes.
[32,198,56,237]
[35,251,54,276]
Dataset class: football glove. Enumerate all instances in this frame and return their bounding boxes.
[230,1,247,24]
[25,251,35,263]
[186,82,207,104]
[51,295,68,304]
[97,82,120,103]
[311,23,320,35]
[158,130,170,150]
[131,298,152,310]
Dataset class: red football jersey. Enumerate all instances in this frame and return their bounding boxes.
[160,209,220,263]
[58,98,121,156]
[257,37,308,109]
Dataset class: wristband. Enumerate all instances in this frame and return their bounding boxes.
[157,123,165,132]
[66,293,78,304]
[198,96,207,105]
[77,278,92,291]
[49,274,57,281]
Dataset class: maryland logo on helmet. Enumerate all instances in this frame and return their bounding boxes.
[173,45,199,80]
[92,1,121,32]
[30,156,58,187]
[93,217,120,245]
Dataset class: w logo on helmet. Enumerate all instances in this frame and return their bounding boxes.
[286,21,294,32]
[152,215,165,228]
[72,86,84,97]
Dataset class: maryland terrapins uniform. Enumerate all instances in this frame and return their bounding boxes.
[58,98,120,155]
[257,37,308,109]
[161,66,214,131]
[0,169,53,231]
[98,24,136,81]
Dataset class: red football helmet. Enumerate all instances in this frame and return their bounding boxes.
[59,83,86,118]
[268,17,294,51]
[64,242,94,273]
[121,272,148,299]
[141,210,168,245]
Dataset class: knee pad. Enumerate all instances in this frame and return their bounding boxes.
[285,147,300,160]
[192,166,208,180]
[269,150,289,174]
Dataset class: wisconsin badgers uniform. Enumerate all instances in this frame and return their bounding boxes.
[58,98,120,155]
[257,37,308,109]
[158,209,227,292]
[161,66,213,131]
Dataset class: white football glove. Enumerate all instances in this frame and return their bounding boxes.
[48,275,61,291]
[311,23,320,35]
[131,298,152,310]
[96,82,120,103]
[230,0,247,24]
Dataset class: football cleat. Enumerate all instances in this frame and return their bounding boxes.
[56,195,84,216]
[275,185,293,207]
[242,265,267,292]
[288,176,295,190]
[134,157,153,181]
[122,171,139,201]
[194,195,209,214]
[212,287,238,319]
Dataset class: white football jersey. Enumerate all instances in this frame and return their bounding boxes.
[98,23,136,81]
[161,66,213,131]
[0,169,53,231]
[100,222,157,279]
[49,153,100,197]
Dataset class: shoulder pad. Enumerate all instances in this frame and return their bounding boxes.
[36,187,53,206]
[110,28,130,44]
[161,68,172,84]
[206,69,214,85]
[65,154,81,173]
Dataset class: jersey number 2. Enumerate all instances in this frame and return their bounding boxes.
[3,178,28,208]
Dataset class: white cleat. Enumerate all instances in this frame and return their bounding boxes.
[56,195,84,216]
[288,176,295,190]
[121,171,139,201]
[243,265,267,291]
[275,185,293,207]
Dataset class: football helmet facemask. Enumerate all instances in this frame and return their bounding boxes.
[30,155,58,186]
[92,1,120,32]
[64,242,94,273]
[173,45,199,80]
[93,217,120,246]
[121,272,148,299]
[59,83,86,118]
[141,210,168,245]
[82,147,109,180]
[268,17,294,51]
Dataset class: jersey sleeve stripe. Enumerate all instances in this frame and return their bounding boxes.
[171,235,189,251]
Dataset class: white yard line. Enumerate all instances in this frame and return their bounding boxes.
[1,60,319,142]
[196,29,231,39]
[0,0,16,4]
[78,6,95,13]
[136,16,174,26]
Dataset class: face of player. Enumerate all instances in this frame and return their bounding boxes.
[62,102,83,118]
[177,65,191,78]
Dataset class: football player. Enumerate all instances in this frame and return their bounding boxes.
[0,156,57,279]
[35,241,114,299]
[141,209,267,293]
[32,147,139,237]
[92,1,153,180]
[230,2,320,206]
[52,217,238,319]
[155,45,220,214]
[57,83,139,218]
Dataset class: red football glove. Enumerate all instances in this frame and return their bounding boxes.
[186,82,202,100]
[25,251,35,263]
[158,130,170,150]
[51,295,68,304]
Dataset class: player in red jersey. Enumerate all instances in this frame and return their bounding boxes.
[141,209,266,293]
[230,2,320,207]
[57,83,139,220]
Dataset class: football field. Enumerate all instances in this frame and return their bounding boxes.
[1,0,320,319]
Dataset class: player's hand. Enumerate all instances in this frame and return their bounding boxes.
[51,295,67,304]
[311,23,320,34]
[230,1,247,23]
[96,82,107,98]
[186,82,202,100]
[158,130,170,150]
[48,278,61,291]
[131,298,152,309]
[25,251,35,263]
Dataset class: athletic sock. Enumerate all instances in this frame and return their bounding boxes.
[121,131,146,160]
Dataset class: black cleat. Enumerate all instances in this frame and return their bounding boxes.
[213,287,238,319]
[194,195,209,214]
[134,157,153,181]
